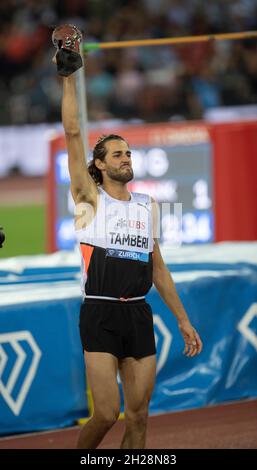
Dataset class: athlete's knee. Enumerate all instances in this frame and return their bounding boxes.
[94,406,120,429]
[126,406,149,429]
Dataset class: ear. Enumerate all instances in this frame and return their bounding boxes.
[94,158,106,171]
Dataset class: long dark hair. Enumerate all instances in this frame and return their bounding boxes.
[88,134,127,185]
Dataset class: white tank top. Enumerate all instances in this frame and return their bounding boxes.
[75,187,154,299]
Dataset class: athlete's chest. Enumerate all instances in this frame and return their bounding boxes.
[99,198,152,253]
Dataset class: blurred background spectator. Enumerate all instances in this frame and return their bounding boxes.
[1,0,257,125]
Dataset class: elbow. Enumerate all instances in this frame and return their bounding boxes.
[63,117,80,136]
[64,128,80,137]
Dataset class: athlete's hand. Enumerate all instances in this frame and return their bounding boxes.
[178,320,203,357]
[52,24,83,76]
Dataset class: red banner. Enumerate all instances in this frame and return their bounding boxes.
[211,121,257,241]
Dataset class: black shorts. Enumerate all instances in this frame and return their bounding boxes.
[79,299,156,359]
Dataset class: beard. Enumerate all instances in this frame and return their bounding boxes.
[106,165,134,183]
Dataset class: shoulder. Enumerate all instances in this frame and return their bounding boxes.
[131,191,151,204]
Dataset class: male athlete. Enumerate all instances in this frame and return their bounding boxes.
[54,25,202,449]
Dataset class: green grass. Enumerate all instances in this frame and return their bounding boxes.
[0,205,46,258]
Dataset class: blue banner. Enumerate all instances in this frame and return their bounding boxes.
[0,297,87,435]
[148,264,257,413]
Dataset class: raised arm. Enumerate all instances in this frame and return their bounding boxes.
[62,74,97,205]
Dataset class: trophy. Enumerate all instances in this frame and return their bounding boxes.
[52,24,83,76]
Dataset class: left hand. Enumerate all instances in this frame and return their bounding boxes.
[178,320,203,357]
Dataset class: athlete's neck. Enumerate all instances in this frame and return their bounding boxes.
[102,182,131,201]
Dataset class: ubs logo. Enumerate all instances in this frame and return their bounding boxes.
[238,303,257,352]
[115,218,127,229]
[115,219,146,230]
[0,331,42,415]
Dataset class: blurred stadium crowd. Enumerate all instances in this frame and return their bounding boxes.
[1,0,257,125]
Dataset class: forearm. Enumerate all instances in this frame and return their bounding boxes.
[152,242,203,356]
[153,266,189,324]
[62,75,80,135]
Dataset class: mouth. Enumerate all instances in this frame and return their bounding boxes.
[121,165,131,169]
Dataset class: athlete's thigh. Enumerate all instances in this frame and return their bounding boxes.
[84,351,120,412]
[118,355,156,411]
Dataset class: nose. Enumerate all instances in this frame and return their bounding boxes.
[122,154,131,164]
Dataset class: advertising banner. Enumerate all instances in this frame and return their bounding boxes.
[0,295,87,435]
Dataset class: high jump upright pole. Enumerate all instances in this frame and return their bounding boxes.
[75,43,89,159]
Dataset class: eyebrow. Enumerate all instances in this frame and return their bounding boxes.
[112,150,131,155]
